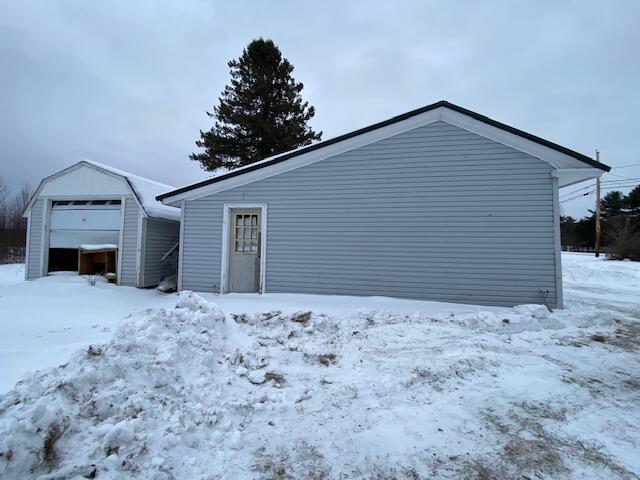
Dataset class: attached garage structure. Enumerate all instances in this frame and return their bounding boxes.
[23,160,180,287]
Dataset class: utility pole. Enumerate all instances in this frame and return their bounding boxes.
[595,149,601,257]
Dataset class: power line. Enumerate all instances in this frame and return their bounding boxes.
[601,182,640,190]
[560,182,639,204]
[560,183,595,198]
[560,191,595,204]
[605,172,634,180]
[613,163,640,169]
[602,177,640,184]
[560,179,639,199]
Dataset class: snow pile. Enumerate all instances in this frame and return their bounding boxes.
[0,292,228,479]
[1,255,640,478]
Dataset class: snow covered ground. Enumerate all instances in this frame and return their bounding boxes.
[0,254,639,479]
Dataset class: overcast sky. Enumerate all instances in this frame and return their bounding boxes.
[1,1,638,218]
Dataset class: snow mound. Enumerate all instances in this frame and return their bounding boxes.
[427,303,566,333]
[0,291,227,479]
[2,283,639,478]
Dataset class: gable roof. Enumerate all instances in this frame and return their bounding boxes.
[24,160,180,221]
[157,100,611,202]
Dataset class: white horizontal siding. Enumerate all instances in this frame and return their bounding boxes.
[181,120,558,307]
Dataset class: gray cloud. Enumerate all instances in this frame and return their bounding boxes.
[1,0,638,218]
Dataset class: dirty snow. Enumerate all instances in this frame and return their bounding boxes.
[0,253,639,479]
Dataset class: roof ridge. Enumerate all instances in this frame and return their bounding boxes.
[157,100,611,201]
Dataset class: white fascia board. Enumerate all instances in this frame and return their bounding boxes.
[551,168,604,188]
[438,110,589,170]
[160,106,597,204]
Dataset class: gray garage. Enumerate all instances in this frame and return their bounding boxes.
[158,101,610,308]
[23,160,180,287]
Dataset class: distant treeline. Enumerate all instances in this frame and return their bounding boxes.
[1,178,638,265]
[561,186,640,260]
[0,178,32,263]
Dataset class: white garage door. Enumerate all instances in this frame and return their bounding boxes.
[49,200,121,248]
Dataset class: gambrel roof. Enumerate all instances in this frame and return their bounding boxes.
[24,160,179,221]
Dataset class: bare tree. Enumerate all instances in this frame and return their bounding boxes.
[0,177,8,229]
[606,217,640,261]
[0,181,32,263]
[6,182,32,229]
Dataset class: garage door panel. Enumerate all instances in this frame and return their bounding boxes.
[50,230,120,249]
[50,208,121,231]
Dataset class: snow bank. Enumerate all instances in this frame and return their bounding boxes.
[2,255,640,478]
[0,292,227,479]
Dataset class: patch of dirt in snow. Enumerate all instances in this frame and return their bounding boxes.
[1,289,640,479]
[465,401,638,480]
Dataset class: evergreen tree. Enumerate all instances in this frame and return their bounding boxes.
[191,38,322,171]
[600,190,625,219]
[625,185,640,218]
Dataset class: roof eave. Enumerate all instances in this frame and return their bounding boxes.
[156,100,611,203]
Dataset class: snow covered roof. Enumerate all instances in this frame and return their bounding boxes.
[23,160,180,221]
[82,160,180,221]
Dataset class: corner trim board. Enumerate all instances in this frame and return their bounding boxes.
[24,210,31,279]
[39,198,49,276]
[177,200,185,291]
[551,176,564,308]
[135,210,143,287]
[117,195,126,285]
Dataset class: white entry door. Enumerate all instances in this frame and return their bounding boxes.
[49,200,121,248]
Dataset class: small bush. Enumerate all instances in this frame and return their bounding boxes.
[605,217,640,261]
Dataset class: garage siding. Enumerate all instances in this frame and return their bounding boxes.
[140,218,180,287]
[119,197,140,286]
[26,198,45,280]
[180,120,559,307]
